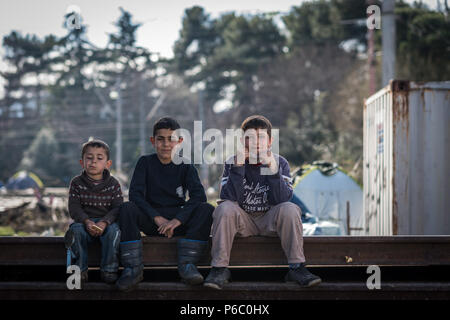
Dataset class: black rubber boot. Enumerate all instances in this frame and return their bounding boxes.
[177,239,208,285]
[101,271,118,284]
[116,240,144,292]
[81,270,88,283]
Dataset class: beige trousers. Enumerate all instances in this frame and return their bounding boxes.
[210,200,306,267]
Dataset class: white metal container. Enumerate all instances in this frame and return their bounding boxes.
[364,80,450,235]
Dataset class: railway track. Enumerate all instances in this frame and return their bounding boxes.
[0,236,449,300]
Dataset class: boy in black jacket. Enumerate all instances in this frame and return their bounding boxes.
[116,117,214,291]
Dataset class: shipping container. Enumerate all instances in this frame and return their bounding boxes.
[364,80,450,235]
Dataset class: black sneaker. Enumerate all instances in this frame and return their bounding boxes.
[285,264,322,287]
[203,267,231,290]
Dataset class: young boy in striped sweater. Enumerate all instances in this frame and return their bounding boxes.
[66,139,123,284]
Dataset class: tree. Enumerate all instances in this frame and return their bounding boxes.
[0,31,58,181]
[0,9,162,185]
[244,45,356,166]
[283,0,342,47]
[102,8,157,173]
[19,127,71,186]
[395,1,450,80]
[1,31,57,117]
[173,7,285,120]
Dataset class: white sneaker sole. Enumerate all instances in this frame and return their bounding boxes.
[286,278,322,287]
[203,280,229,290]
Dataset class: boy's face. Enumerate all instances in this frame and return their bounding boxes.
[243,128,272,155]
[150,129,183,163]
[80,146,112,178]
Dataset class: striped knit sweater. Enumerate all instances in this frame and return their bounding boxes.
[68,169,123,224]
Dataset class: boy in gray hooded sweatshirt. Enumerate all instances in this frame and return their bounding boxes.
[204,115,321,290]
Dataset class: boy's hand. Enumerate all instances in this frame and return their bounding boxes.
[235,148,249,166]
[84,219,99,237]
[154,216,169,227]
[259,150,278,174]
[158,219,181,238]
[95,221,108,236]
[259,149,274,165]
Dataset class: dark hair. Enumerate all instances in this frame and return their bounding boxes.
[153,117,181,137]
[81,139,110,160]
[241,115,272,138]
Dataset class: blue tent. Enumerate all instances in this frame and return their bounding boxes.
[293,162,363,235]
[291,194,312,220]
[6,171,44,190]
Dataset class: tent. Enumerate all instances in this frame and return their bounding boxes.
[6,171,44,190]
[290,193,312,218]
[291,189,344,235]
[292,161,364,235]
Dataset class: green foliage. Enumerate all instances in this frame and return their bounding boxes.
[283,0,374,49]
[173,7,285,105]
[0,226,15,236]
[395,2,450,80]
[283,0,341,46]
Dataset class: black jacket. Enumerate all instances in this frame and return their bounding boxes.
[129,154,207,224]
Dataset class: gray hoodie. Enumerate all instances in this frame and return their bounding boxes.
[219,154,293,213]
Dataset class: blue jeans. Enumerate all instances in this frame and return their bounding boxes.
[67,219,120,273]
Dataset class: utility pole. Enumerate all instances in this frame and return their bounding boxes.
[139,74,146,156]
[382,0,396,87]
[198,89,209,190]
[115,76,122,173]
[367,0,376,95]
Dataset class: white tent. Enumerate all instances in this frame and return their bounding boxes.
[293,163,364,235]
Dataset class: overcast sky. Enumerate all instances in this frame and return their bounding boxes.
[0,0,311,60]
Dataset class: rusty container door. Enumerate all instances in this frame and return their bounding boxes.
[364,80,450,235]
